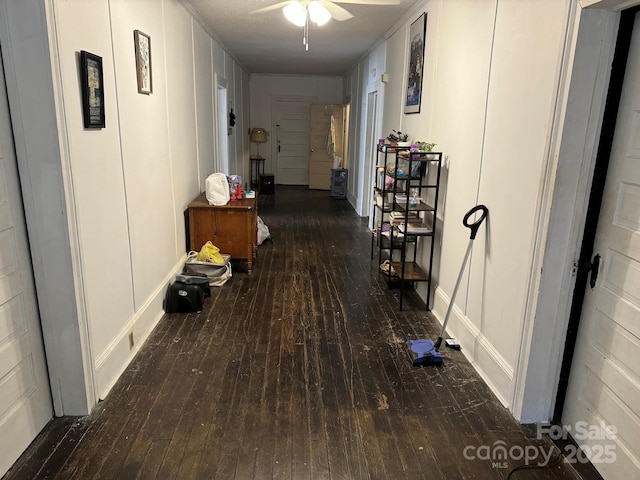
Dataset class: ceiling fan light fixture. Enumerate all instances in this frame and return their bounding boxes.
[283,1,306,27]
[308,1,331,26]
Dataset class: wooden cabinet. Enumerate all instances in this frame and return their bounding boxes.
[187,193,257,272]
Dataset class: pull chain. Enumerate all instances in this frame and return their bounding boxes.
[303,11,309,50]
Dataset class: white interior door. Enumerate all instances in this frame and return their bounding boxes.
[308,104,344,190]
[562,12,640,479]
[0,53,53,476]
[275,98,312,185]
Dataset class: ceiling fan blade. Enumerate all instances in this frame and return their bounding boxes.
[320,1,354,21]
[331,0,401,5]
[250,1,294,14]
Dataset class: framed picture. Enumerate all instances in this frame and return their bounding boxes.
[80,50,105,128]
[134,30,153,94]
[404,13,427,114]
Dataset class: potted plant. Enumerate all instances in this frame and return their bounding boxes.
[387,129,411,147]
[416,141,436,152]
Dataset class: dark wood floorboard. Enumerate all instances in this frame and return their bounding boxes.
[4,186,582,480]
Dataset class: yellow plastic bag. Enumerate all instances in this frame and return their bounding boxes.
[196,241,224,264]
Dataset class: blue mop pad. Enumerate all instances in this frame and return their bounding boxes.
[406,339,443,366]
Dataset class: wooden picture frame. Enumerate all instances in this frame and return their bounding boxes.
[404,13,427,114]
[80,50,105,128]
[134,30,152,94]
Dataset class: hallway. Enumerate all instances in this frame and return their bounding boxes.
[5,187,579,479]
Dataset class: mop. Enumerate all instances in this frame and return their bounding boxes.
[407,205,488,366]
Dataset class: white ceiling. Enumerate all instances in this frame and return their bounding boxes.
[181,0,421,75]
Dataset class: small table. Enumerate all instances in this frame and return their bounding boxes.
[250,157,265,189]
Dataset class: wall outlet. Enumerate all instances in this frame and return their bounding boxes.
[128,332,135,350]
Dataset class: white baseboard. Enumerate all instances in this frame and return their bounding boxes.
[94,254,187,399]
[433,287,514,409]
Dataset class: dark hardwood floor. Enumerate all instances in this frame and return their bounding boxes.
[4,186,581,479]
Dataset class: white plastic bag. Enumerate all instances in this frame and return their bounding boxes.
[257,216,271,245]
[205,173,230,206]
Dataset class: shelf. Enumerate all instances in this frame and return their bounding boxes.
[398,217,434,236]
[371,140,442,310]
[377,144,411,153]
[381,231,416,247]
[398,227,433,236]
[380,236,409,250]
[375,204,394,213]
[398,153,442,162]
[374,197,394,212]
[374,186,398,194]
[391,262,430,281]
[395,201,435,212]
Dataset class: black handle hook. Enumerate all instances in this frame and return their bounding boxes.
[463,205,489,240]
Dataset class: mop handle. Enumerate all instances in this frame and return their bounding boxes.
[435,205,488,349]
[463,204,488,240]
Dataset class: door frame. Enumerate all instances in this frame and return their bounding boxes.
[512,0,640,423]
[363,90,379,224]
[553,4,640,421]
[0,0,96,416]
[214,74,229,174]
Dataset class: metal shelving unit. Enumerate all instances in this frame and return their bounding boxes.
[370,144,442,310]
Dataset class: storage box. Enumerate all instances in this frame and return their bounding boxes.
[330,168,348,199]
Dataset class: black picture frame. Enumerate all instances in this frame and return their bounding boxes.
[404,12,427,114]
[80,50,105,128]
[134,30,153,95]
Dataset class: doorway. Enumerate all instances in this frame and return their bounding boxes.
[309,104,346,190]
[0,50,53,477]
[557,8,640,479]
[274,96,315,185]
[364,90,379,225]
[217,83,229,174]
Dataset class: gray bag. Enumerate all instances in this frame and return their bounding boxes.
[183,252,232,287]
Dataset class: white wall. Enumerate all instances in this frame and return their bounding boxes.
[249,75,344,175]
[467,0,572,404]
[0,0,248,411]
[381,28,408,140]
[347,0,578,420]
[345,66,362,206]
[194,22,215,192]
[430,0,494,322]
[52,0,141,400]
[110,0,177,317]
[164,0,200,254]
[353,42,387,216]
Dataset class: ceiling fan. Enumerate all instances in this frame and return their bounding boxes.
[251,0,400,50]
[251,0,400,27]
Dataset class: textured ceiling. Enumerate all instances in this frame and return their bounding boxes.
[181,0,421,75]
